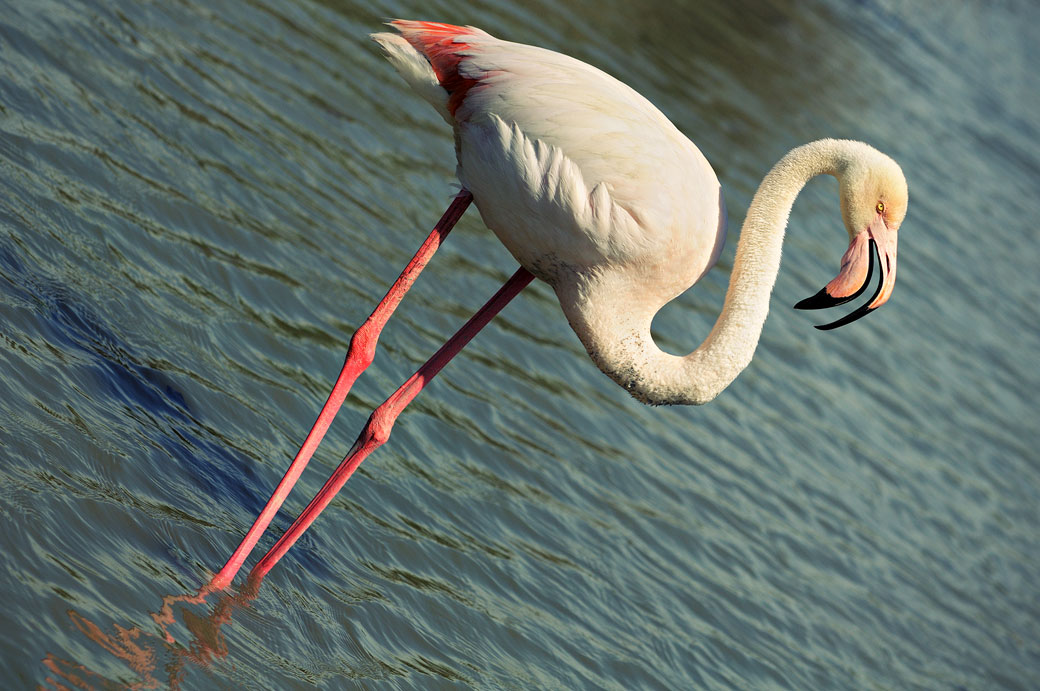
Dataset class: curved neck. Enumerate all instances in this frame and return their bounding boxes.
[559,139,855,405]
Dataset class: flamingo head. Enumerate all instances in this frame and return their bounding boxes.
[795,149,908,329]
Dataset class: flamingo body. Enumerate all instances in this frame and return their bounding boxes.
[212,21,908,589]
[374,21,906,407]
[375,21,726,302]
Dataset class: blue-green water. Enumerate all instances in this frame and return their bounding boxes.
[2,0,1038,688]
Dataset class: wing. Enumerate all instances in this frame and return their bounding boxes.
[378,22,726,291]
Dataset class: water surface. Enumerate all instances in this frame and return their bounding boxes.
[1,0,1038,687]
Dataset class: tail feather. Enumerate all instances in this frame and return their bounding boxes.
[373,20,488,120]
[371,32,452,123]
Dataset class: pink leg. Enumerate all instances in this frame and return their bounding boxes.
[208,191,473,590]
[248,266,536,583]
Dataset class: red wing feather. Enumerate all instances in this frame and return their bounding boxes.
[391,20,483,116]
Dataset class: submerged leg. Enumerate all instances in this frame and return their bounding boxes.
[209,191,473,590]
[248,266,536,583]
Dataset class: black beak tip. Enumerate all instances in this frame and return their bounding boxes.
[814,306,876,330]
[794,289,835,311]
[798,238,882,330]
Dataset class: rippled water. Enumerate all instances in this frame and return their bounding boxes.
[2,0,1038,687]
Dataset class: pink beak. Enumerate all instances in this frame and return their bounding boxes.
[794,214,898,330]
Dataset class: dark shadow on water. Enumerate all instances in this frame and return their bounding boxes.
[0,242,291,684]
[0,242,267,514]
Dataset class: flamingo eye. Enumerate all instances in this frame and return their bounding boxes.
[876,202,885,214]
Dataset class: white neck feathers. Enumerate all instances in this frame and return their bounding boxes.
[557,139,859,405]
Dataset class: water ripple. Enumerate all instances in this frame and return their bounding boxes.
[1,0,1038,688]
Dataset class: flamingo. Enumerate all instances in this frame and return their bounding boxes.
[208,21,907,589]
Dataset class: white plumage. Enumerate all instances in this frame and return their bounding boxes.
[210,20,910,590]
[372,21,907,405]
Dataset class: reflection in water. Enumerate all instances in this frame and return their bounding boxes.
[43,582,259,689]
[45,610,163,689]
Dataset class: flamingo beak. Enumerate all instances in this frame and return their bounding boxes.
[794,215,898,330]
